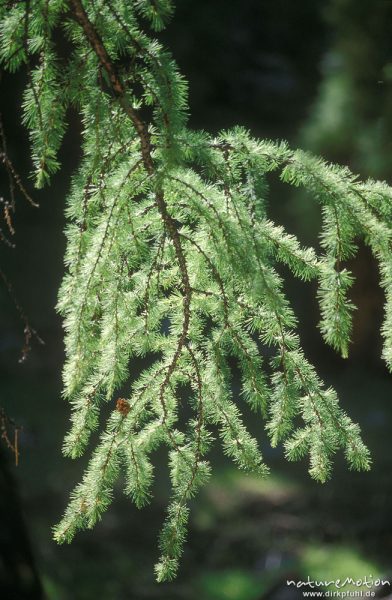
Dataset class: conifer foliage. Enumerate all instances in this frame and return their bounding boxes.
[1,0,390,581]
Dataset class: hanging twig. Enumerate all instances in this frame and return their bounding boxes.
[0,407,22,466]
[0,266,44,363]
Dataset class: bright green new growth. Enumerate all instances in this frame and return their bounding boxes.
[2,0,391,582]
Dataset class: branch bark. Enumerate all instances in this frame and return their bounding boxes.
[68,0,191,385]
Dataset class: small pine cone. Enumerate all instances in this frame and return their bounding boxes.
[116,398,130,415]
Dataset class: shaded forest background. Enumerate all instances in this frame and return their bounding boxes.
[1,1,392,598]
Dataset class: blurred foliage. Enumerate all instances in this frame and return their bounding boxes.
[197,569,267,600]
[301,545,380,591]
[301,0,392,179]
